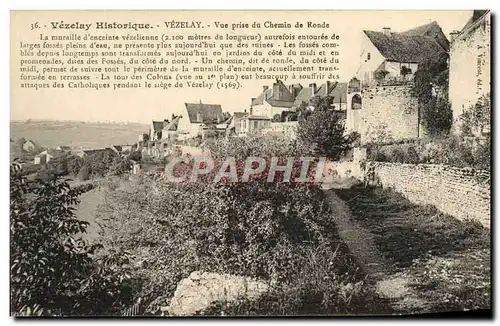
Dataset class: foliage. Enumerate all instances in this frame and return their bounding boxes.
[374,69,389,83]
[412,53,452,136]
[272,114,282,122]
[10,163,134,316]
[108,156,132,177]
[95,137,383,315]
[459,94,491,137]
[84,151,119,178]
[336,186,490,269]
[45,153,85,177]
[400,66,412,77]
[297,96,358,160]
[336,186,490,311]
[128,151,142,162]
[367,136,491,171]
[77,164,91,182]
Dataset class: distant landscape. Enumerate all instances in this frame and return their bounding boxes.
[10,120,149,153]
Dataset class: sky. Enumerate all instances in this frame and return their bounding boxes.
[11,10,473,123]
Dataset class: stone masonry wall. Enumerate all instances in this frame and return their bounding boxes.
[357,86,419,143]
[449,12,491,132]
[370,162,490,227]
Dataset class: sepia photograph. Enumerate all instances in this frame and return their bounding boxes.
[9,9,491,318]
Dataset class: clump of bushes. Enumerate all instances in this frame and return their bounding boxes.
[10,163,135,316]
[367,136,490,171]
[95,136,384,315]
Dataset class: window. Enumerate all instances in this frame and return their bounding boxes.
[351,94,362,110]
[253,120,259,130]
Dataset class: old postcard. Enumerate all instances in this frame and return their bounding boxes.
[10,10,491,317]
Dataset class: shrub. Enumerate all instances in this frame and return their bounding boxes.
[460,94,491,137]
[128,151,142,162]
[10,163,134,316]
[78,164,91,181]
[83,151,118,177]
[412,53,452,136]
[95,137,377,315]
[297,96,357,160]
[108,157,131,176]
[405,146,420,164]
[389,147,406,163]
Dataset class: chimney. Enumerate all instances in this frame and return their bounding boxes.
[251,97,256,106]
[449,30,460,42]
[263,85,269,99]
[273,81,281,99]
[309,83,317,97]
[382,27,391,36]
[172,113,175,120]
[326,81,331,93]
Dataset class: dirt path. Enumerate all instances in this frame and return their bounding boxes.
[75,187,105,242]
[322,187,430,314]
[323,189,389,280]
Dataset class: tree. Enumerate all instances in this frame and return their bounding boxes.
[374,69,389,84]
[297,96,358,160]
[10,163,134,316]
[412,53,452,136]
[272,114,282,122]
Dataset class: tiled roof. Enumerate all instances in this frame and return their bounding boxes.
[165,115,182,131]
[251,80,296,108]
[364,30,446,63]
[185,103,224,123]
[293,82,348,106]
[461,10,490,32]
[400,21,449,51]
[243,115,271,120]
[152,121,164,131]
[364,21,449,64]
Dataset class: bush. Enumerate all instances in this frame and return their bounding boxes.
[128,151,142,162]
[95,136,378,315]
[297,96,357,160]
[84,151,118,177]
[78,164,91,181]
[10,163,134,316]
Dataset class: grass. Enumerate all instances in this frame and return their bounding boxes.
[335,185,491,311]
[93,176,395,316]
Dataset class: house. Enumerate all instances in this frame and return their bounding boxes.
[76,147,116,158]
[22,140,36,152]
[448,10,491,134]
[33,149,56,164]
[34,154,45,165]
[250,80,296,118]
[177,102,225,139]
[226,112,246,136]
[293,81,348,111]
[150,114,183,141]
[238,115,271,136]
[111,144,134,155]
[56,146,72,151]
[358,22,449,87]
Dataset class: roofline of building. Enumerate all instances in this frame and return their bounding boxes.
[451,10,490,44]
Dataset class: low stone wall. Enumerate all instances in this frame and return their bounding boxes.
[369,162,490,227]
